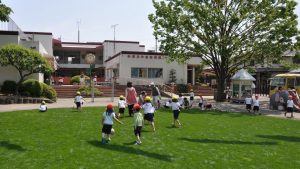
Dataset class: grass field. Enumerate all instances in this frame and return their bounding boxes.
[0,107,300,169]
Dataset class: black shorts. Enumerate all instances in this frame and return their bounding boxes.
[134,126,142,137]
[102,124,113,134]
[246,104,251,110]
[173,110,180,119]
[253,106,259,111]
[119,108,125,114]
[76,102,81,108]
[198,103,203,107]
[190,97,194,101]
[287,107,293,113]
[144,113,154,122]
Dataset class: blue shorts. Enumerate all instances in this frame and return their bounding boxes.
[144,113,154,122]
[102,124,112,134]
[173,110,180,119]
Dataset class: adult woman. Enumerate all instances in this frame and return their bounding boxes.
[125,81,137,116]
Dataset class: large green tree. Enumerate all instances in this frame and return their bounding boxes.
[0,44,53,95]
[149,0,299,101]
[0,0,12,21]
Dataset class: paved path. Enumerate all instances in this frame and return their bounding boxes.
[0,96,299,120]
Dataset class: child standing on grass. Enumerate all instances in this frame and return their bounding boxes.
[189,89,195,107]
[74,91,85,111]
[252,95,260,115]
[39,101,47,112]
[133,104,144,145]
[245,94,252,113]
[170,96,182,127]
[198,95,204,110]
[142,96,156,131]
[101,104,123,144]
[285,95,294,118]
[118,95,127,118]
[183,97,190,109]
[138,91,146,105]
[178,93,184,106]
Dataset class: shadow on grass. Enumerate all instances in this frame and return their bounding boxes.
[180,138,277,145]
[257,135,300,142]
[182,109,251,118]
[0,141,26,151]
[87,140,173,162]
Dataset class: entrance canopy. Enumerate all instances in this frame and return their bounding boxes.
[231,69,255,81]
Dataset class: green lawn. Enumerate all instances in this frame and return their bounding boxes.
[0,107,300,169]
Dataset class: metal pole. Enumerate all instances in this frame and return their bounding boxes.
[111,71,115,102]
[91,67,94,102]
[77,20,81,43]
[111,24,118,54]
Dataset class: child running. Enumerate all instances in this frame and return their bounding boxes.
[189,89,195,107]
[252,95,260,115]
[285,95,294,118]
[118,95,127,118]
[170,96,182,127]
[39,101,47,112]
[101,104,123,144]
[142,96,156,131]
[138,91,146,105]
[74,91,85,111]
[245,94,252,113]
[133,104,144,145]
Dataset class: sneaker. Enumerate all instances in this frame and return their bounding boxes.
[101,138,106,144]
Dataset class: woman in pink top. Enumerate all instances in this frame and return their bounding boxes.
[125,81,137,116]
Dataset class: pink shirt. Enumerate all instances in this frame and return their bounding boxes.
[126,87,137,105]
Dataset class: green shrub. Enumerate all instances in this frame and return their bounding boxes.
[1,80,17,94]
[41,83,57,101]
[176,84,188,94]
[71,75,90,84]
[21,79,43,97]
[79,85,102,96]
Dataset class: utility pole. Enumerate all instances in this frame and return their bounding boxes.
[111,24,118,54]
[77,19,81,43]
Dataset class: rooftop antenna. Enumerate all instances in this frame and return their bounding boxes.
[77,19,81,43]
[111,24,119,54]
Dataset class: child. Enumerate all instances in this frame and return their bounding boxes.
[245,94,252,113]
[178,93,184,106]
[39,101,47,112]
[138,91,146,105]
[74,91,85,111]
[189,89,195,107]
[170,96,182,127]
[118,95,127,118]
[142,96,156,131]
[133,104,144,145]
[285,95,294,118]
[252,95,260,115]
[198,95,204,110]
[101,104,123,144]
[183,97,190,109]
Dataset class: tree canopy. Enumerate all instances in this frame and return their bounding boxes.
[0,0,12,22]
[0,44,53,94]
[149,0,299,100]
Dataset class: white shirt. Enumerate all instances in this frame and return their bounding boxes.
[170,102,181,110]
[199,97,203,103]
[142,102,155,114]
[245,97,252,104]
[75,96,83,102]
[178,97,184,105]
[253,99,259,107]
[39,105,47,111]
[190,92,195,97]
[287,100,294,108]
[103,111,116,125]
[118,100,126,108]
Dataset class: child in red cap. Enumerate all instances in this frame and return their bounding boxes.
[101,104,123,144]
[133,104,144,145]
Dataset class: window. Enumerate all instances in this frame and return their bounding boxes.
[148,68,163,78]
[296,77,300,86]
[131,68,163,78]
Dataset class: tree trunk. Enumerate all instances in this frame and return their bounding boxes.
[15,77,23,96]
[214,74,226,101]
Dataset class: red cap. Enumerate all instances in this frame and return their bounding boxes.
[106,104,113,110]
[133,104,141,111]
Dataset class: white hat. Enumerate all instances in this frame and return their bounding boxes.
[150,82,154,85]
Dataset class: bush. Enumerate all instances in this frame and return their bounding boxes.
[71,75,90,84]
[1,80,17,94]
[21,79,43,97]
[41,83,57,101]
[176,84,188,94]
[79,85,102,96]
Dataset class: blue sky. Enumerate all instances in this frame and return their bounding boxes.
[2,0,300,51]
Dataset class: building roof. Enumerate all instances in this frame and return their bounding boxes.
[231,69,256,81]
[24,31,52,35]
[0,30,19,35]
[103,40,139,44]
